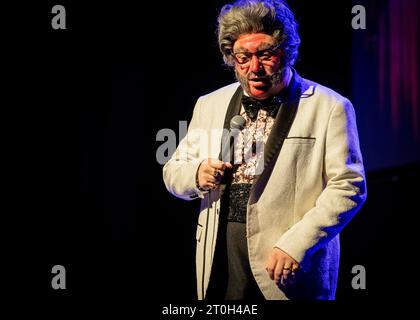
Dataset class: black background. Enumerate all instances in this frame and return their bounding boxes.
[4,0,418,315]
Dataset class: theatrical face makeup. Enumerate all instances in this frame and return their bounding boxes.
[233,33,284,100]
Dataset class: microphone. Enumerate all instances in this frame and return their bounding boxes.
[220,115,246,163]
[231,115,246,130]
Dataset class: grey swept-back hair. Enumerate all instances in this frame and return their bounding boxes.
[217,0,300,67]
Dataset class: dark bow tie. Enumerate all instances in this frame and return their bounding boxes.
[241,95,283,121]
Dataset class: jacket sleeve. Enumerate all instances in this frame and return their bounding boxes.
[275,98,367,269]
[162,97,208,201]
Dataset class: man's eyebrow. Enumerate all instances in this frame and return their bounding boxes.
[234,42,276,52]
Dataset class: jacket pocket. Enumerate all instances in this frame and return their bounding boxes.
[284,137,316,145]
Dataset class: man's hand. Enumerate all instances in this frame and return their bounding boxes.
[196,158,233,191]
[266,247,300,287]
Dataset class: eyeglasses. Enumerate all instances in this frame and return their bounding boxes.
[231,44,282,65]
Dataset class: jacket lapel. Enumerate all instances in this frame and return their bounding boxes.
[249,71,303,205]
[218,85,242,192]
[218,85,243,166]
[221,85,243,134]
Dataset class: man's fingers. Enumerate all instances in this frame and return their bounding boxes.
[197,167,219,190]
[265,248,300,287]
[208,183,218,190]
[291,263,300,276]
[224,162,233,169]
[280,272,296,288]
[265,259,275,280]
[206,159,224,169]
[202,174,217,190]
[216,169,224,177]
[203,181,217,190]
[266,266,274,280]
[200,160,231,186]
[206,159,233,170]
[279,262,292,286]
[274,261,284,284]
[205,174,216,183]
[282,262,292,281]
[209,168,224,178]
[203,164,219,175]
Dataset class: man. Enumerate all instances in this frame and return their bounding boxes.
[163,0,366,300]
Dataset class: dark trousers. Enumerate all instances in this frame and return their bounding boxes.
[205,221,265,301]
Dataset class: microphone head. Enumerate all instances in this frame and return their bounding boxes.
[230,115,246,130]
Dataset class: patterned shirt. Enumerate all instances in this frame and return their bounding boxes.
[232,107,276,183]
[227,105,276,223]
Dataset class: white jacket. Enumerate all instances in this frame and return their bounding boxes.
[163,71,367,300]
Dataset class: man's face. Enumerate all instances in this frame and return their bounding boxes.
[232,33,284,100]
